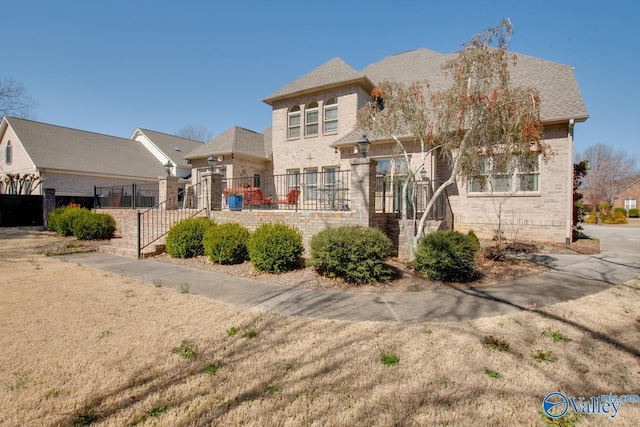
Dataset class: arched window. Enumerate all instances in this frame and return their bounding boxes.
[4,141,12,165]
[323,97,338,134]
[287,105,301,139]
[305,101,318,136]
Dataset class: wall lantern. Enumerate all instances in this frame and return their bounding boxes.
[207,154,217,172]
[357,135,370,159]
[419,167,427,181]
[164,160,173,176]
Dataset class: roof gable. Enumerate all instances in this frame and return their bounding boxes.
[4,117,165,179]
[263,57,372,104]
[184,126,269,160]
[133,128,204,168]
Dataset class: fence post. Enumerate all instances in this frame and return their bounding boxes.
[159,175,179,210]
[349,158,377,227]
[43,188,56,227]
[137,210,141,259]
[131,183,136,209]
[203,172,223,211]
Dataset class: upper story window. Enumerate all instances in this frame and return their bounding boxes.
[323,97,338,134]
[288,105,301,139]
[468,154,540,194]
[305,101,318,136]
[4,141,12,165]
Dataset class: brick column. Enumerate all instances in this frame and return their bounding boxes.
[43,188,56,226]
[349,158,377,227]
[202,172,224,211]
[158,176,180,210]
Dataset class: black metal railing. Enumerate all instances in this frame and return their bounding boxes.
[137,179,207,258]
[222,170,350,211]
[375,175,447,220]
[95,183,159,209]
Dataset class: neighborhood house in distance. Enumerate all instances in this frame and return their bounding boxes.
[0,46,588,247]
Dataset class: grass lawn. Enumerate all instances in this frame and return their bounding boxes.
[0,229,638,426]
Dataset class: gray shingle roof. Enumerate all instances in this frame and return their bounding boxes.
[135,128,204,168]
[265,48,588,124]
[5,117,165,178]
[262,58,373,104]
[184,126,270,160]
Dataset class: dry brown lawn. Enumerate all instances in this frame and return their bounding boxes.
[0,228,638,426]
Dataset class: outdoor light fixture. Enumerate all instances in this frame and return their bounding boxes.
[357,135,370,159]
[207,154,217,172]
[164,160,173,176]
[420,167,427,181]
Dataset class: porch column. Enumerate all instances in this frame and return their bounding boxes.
[349,158,377,227]
[203,171,224,211]
[158,175,180,210]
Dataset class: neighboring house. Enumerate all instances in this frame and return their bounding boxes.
[184,125,272,185]
[255,48,588,243]
[613,178,640,212]
[130,128,204,179]
[0,117,201,202]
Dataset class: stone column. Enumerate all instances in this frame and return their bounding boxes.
[349,158,377,227]
[158,176,180,210]
[202,172,224,211]
[43,188,56,227]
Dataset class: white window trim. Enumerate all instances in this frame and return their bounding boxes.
[287,106,301,139]
[323,97,338,134]
[304,101,319,137]
[468,154,541,196]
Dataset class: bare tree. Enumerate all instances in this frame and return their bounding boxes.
[357,20,548,259]
[577,143,638,208]
[0,76,37,118]
[174,124,213,142]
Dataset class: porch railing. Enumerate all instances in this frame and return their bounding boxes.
[137,179,207,258]
[95,183,159,209]
[222,170,350,211]
[375,176,447,220]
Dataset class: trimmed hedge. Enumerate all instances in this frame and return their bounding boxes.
[248,222,303,273]
[308,226,394,284]
[72,212,116,240]
[413,230,480,282]
[203,222,249,265]
[166,217,216,258]
[629,208,639,218]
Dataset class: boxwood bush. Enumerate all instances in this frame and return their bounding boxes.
[72,212,116,240]
[248,222,303,273]
[166,217,216,258]
[308,226,394,284]
[629,208,639,218]
[413,230,481,282]
[203,222,249,264]
[47,206,92,236]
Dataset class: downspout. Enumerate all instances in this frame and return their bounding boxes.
[566,119,575,245]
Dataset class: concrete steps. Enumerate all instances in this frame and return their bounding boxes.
[99,237,166,259]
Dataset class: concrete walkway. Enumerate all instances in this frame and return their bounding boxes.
[61,225,640,323]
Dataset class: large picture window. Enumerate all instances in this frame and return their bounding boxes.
[288,106,301,139]
[468,155,540,194]
[323,97,338,134]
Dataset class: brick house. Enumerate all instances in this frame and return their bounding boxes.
[187,48,588,244]
[613,178,640,212]
[0,117,202,202]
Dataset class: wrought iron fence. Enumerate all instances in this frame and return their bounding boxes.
[137,179,208,258]
[375,175,447,220]
[222,170,350,211]
[94,183,159,209]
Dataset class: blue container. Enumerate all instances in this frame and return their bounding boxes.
[228,195,243,211]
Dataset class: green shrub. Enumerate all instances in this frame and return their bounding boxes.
[585,210,597,224]
[308,226,394,284]
[602,211,628,224]
[72,212,116,240]
[203,222,249,264]
[413,230,480,282]
[248,222,303,273]
[614,207,627,216]
[165,217,216,258]
[629,208,639,218]
[48,207,92,236]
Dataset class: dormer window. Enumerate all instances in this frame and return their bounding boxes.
[323,97,338,134]
[305,101,319,136]
[288,105,301,139]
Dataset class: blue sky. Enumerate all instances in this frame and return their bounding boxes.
[3,1,639,160]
